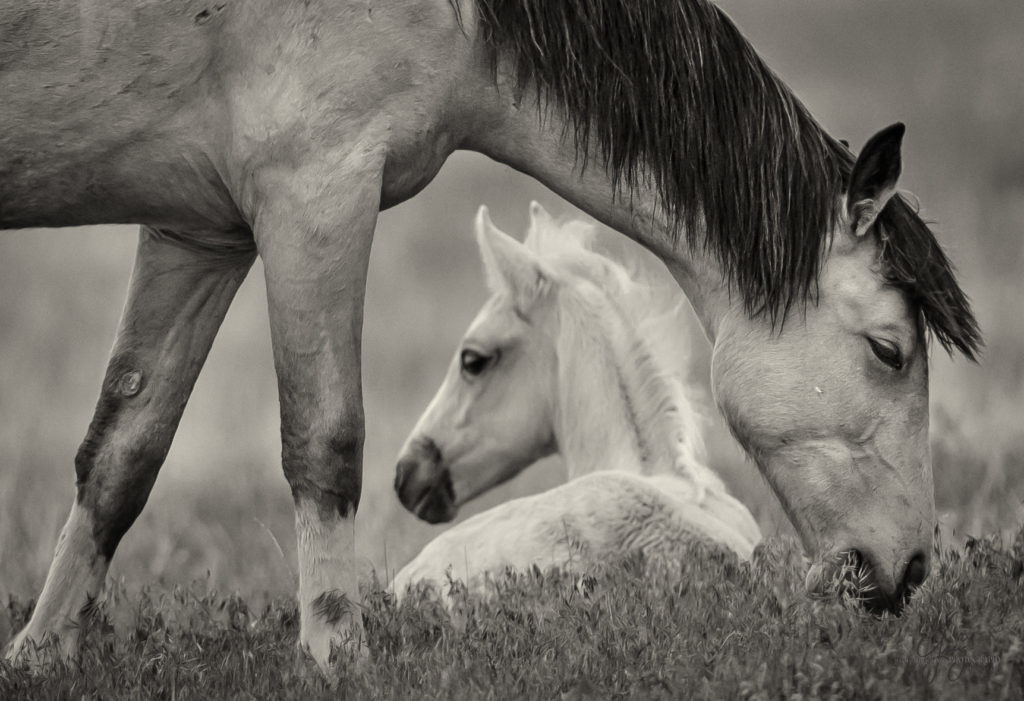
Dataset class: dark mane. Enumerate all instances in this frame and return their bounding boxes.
[876,193,981,358]
[472,0,981,357]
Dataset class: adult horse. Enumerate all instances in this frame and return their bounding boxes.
[3,0,979,673]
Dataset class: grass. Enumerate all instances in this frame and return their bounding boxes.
[2,534,1022,700]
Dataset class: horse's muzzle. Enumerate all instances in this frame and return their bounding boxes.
[394,437,457,523]
[805,547,930,615]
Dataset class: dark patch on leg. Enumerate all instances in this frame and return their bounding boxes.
[326,464,362,519]
[283,418,364,519]
[74,352,143,486]
[74,396,120,487]
[323,431,363,517]
[74,353,172,560]
[89,468,161,562]
[290,478,362,522]
[312,590,353,626]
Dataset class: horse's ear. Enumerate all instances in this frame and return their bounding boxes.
[847,123,905,237]
[475,206,548,310]
[524,200,554,250]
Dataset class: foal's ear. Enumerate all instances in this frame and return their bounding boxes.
[847,123,905,237]
[476,206,548,311]
[524,200,554,251]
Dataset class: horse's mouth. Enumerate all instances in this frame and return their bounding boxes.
[804,550,921,616]
[411,470,457,524]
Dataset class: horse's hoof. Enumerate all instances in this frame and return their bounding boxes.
[4,627,78,671]
[297,618,369,684]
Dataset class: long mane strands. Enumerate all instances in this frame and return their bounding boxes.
[878,194,983,359]
[475,0,845,322]
[474,0,982,357]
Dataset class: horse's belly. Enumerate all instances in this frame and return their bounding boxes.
[0,3,245,231]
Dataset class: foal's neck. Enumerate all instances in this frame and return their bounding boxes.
[552,309,646,480]
[553,289,699,482]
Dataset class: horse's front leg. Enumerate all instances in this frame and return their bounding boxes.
[253,148,382,673]
[5,226,255,663]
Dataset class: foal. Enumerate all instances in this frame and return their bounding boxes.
[392,203,760,598]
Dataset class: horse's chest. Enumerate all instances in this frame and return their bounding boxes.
[379,120,458,208]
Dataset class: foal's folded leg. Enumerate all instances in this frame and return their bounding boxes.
[5,226,254,664]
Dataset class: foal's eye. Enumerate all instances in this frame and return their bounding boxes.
[868,337,904,371]
[460,349,494,377]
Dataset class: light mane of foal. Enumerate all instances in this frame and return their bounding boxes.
[515,203,710,485]
[393,203,761,596]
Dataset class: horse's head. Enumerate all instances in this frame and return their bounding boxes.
[394,205,565,523]
[710,124,953,612]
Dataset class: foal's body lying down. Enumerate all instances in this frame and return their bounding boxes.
[393,472,757,597]
[392,204,760,598]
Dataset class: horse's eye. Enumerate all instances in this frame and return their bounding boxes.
[868,337,904,371]
[460,349,493,377]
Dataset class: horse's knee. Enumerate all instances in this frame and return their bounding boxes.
[282,408,365,517]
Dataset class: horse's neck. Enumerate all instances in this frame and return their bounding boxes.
[552,294,702,482]
[464,84,733,345]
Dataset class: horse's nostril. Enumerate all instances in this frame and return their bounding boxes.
[836,548,900,614]
[902,551,928,591]
[840,548,929,614]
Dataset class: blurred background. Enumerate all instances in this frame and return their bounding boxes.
[2,0,1022,599]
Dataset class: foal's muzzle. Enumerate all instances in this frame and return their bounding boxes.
[394,437,457,523]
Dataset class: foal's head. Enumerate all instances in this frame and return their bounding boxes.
[394,204,644,522]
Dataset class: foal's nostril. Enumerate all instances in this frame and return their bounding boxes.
[440,468,455,502]
[901,551,928,592]
[394,456,432,507]
[394,439,455,520]
[418,436,442,465]
[394,457,416,492]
